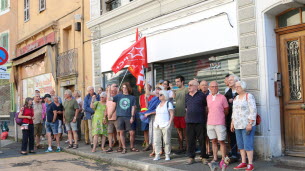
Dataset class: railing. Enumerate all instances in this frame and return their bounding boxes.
[56,48,78,78]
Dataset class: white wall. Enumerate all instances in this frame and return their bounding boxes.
[100,1,238,72]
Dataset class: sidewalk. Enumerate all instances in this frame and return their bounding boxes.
[5,124,303,171]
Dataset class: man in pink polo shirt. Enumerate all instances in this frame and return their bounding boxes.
[207,81,229,166]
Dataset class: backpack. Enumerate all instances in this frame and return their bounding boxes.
[15,108,24,126]
[245,93,261,125]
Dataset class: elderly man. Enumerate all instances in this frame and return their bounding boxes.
[83,86,100,146]
[105,84,122,153]
[225,74,239,159]
[63,89,80,149]
[174,75,188,153]
[50,89,62,103]
[185,80,209,165]
[199,80,210,96]
[44,94,61,152]
[207,81,229,167]
[33,93,45,149]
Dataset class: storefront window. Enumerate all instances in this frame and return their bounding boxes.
[154,50,240,93]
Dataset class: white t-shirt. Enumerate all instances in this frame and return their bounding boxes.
[167,90,174,98]
[76,97,83,110]
[154,101,174,128]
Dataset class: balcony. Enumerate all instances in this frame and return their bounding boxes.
[56,48,78,78]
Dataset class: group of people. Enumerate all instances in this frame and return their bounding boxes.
[18,74,257,171]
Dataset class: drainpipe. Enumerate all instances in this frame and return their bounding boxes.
[81,0,86,97]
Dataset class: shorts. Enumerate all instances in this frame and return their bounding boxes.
[141,122,149,131]
[46,120,59,134]
[235,126,256,151]
[117,116,132,131]
[174,116,186,128]
[34,123,43,136]
[65,121,78,131]
[107,120,118,134]
[58,120,63,134]
[207,125,227,141]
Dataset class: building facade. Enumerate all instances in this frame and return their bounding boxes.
[88,0,305,159]
[0,0,17,117]
[11,0,93,109]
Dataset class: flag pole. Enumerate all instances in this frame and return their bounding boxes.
[118,69,128,90]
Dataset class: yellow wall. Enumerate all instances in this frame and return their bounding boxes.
[16,0,92,97]
[0,0,18,59]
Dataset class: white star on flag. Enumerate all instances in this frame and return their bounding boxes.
[128,47,144,59]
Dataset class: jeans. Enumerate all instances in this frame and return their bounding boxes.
[77,116,82,140]
[153,124,172,155]
[21,124,34,151]
[235,126,256,151]
[186,123,209,159]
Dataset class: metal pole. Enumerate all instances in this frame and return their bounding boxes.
[0,124,3,154]
[14,117,18,142]
[118,69,128,90]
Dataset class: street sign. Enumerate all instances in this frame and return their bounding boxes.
[0,66,7,72]
[0,47,9,66]
[0,73,9,79]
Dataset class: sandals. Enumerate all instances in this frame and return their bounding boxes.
[67,144,73,149]
[143,145,151,151]
[122,148,127,154]
[106,148,113,153]
[149,151,155,157]
[130,147,139,152]
[117,147,123,152]
[73,144,78,149]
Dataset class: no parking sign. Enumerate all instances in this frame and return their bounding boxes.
[0,47,9,66]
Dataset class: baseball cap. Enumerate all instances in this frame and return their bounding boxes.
[43,94,51,99]
[158,80,164,84]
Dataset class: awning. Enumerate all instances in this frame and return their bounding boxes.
[12,46,48,66]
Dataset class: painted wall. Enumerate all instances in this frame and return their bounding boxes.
[99,1,238,72]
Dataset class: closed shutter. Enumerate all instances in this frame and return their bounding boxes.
[154,50,240,93]
[2,32,8,51]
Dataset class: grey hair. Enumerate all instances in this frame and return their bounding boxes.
[209,81,219,86]
[100,92,107,97]
[159,90,169,101]
[65,89,72,96]
[236,81,247,90]
[229,74,240,82]
[87,86,94,91]
[74,90,81,97]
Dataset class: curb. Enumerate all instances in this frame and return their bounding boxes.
[63,148,183,171]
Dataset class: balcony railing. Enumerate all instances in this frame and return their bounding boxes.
[56,48,78,78]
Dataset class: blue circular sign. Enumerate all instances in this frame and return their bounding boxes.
[0,47,8,65]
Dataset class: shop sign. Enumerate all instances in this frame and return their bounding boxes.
[0,73,10,79]
[16,32,55,57]
[0,66,7,72]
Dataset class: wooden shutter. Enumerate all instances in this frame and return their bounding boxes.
[2,32,8,51]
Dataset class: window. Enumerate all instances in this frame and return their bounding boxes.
[0,0,9,14]
[105,0,121,11]
[277,8,305,28]
[24,0,30,22]
[39,0,45,12]
[0,31,9,52]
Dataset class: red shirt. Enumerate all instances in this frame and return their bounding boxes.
[139,94,154,112]
[22,107,34,124]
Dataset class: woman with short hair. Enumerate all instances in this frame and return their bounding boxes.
[19,97,35,155]
[230,81,257,171]
[153,90,174,161]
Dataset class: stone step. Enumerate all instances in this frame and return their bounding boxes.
[273,156,305,168]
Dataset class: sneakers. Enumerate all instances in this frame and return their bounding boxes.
[234,163,248,170]
[219,160,228,169]
[153,155,160,161]
[246,164,254,171]
[56,147,61,152]
[165,155,170,161]
[45,149,53,152]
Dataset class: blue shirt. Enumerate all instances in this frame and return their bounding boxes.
[83,93,100,120]
[185,91,207,124]
[113,94,136,117]
[46,102,57,122]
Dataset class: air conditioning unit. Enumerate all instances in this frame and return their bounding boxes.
[75,22,81,32]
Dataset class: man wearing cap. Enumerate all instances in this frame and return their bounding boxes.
[44,94,61,152]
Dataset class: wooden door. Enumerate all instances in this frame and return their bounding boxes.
[280,30,305,156]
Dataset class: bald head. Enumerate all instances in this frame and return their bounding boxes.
[188,80,199,93]
[199,80,208,92]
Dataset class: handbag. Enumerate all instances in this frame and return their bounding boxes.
[15,111,23,126]
[246,93,261,126]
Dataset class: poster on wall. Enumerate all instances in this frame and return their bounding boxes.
[22,73,55,102]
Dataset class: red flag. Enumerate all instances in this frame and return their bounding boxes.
[111,37,147,73]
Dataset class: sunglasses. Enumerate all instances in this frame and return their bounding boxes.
[159,94,164,96]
